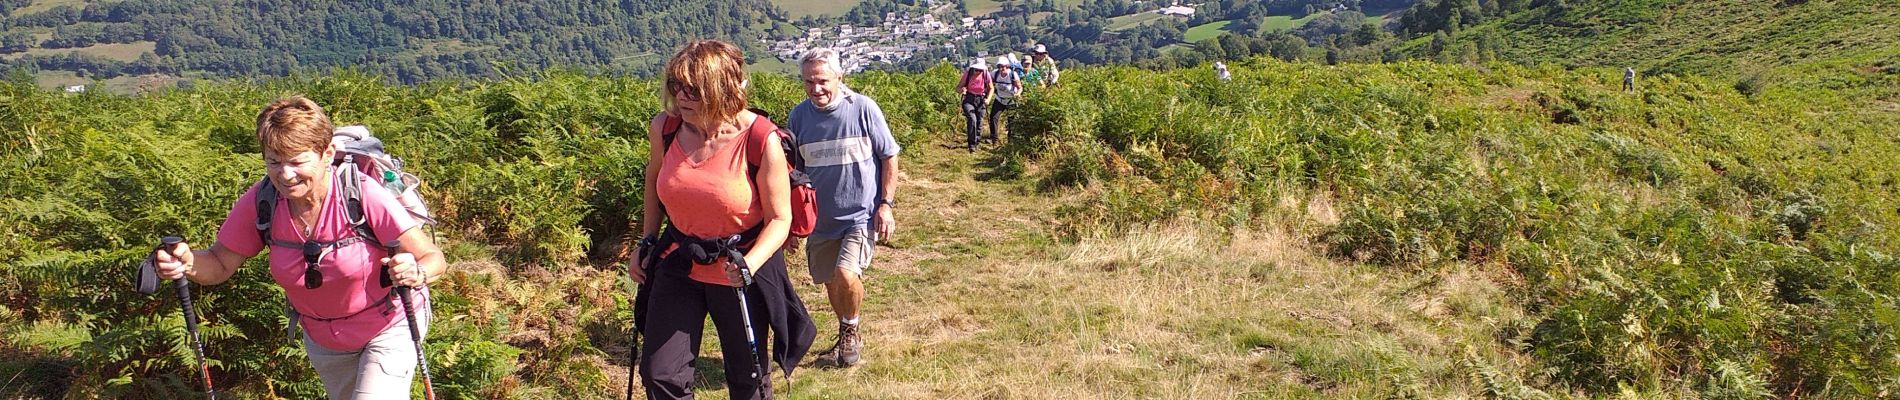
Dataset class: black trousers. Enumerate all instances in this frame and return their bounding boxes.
[640,254,779,400]
[988,99,1014,141]
[962,93,987,149]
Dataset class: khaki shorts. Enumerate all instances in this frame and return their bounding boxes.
[303,306,430,400]
[806,226,874,284]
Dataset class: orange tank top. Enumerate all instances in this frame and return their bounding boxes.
[657,115,774,286]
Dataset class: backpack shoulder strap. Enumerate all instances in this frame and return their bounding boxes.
[255,179,276,246]
[742,112,776,168]
[336,161,399,288]
[659,113,684,156]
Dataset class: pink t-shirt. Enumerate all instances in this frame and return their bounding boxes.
[216,171,420,351]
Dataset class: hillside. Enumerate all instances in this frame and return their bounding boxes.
[0,0,789,83]
[1401,0,1900,94]
[5,47,1899,399]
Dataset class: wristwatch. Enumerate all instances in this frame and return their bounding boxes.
[876,198,895,208]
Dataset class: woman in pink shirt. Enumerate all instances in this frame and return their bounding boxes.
[153,97,446,399]
[630,39,815,400]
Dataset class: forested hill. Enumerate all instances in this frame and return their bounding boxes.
[0,0,788,83]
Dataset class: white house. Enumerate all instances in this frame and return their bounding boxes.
[1158,6,1195,17]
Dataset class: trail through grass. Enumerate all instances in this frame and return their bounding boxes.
[559,111,1541,399]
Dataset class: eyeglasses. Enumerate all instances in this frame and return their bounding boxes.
[302,242,324,289]
[666,79,704,101]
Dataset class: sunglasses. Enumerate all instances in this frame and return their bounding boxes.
[302,242,324,289]
[666,79,704,101]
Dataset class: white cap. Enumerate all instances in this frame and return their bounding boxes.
[996,56,1010,66]
[1034,44,1048,53]
[969,58,987,70]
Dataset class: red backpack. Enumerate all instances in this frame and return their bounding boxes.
[660,109,818,238]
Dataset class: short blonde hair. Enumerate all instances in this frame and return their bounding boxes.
[662,40,750,121]
[255,96,334,156]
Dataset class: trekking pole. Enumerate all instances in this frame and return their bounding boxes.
[634,280,649,400]
[141,236,217,399]
[634,309,649,400]
[732,261,766,399]
[387,257,438,400]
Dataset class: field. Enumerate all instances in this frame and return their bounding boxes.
[3,49,1898,399]
[1,41,155,62]
[1184,20,1233,43]
[1259,13,1324,32]
[11,0,85,15]
[29,70,181,93]
[966,0,1005,17]
[768,0,861,18]
[746,54,801,77]
[1106,12,1184,31]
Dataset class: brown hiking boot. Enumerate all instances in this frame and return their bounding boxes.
[819,321,863,368]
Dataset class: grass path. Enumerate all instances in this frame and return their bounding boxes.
[570,109,1542,399]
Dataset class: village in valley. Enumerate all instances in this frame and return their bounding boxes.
[766,0,1224,73]
[767,1,990,73]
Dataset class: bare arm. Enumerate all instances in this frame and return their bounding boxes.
[387,226,446,287]
[875,154,899,242]
[642,114,668,239]
[632,114,669,283]
[164,242,249,285]
[743,123,793,275]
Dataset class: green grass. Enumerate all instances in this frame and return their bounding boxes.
[967,0,1004,16]
[1106,12,1183,31]
[29,71,182,94]
[1184,20,1232,43]
[768,0,861,18]
[1259,13,1324,32]
[3,41,154,62]
[746,54,800,77]
[12,0,85,15]
[5,42,1898,398]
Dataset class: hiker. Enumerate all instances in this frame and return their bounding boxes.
[1215,61,1232,81]
[1623,67,1636,93]
[955,57,992,152]
[631,39,815,400]
[787,48,902,368]
[149,96,445,399]
[1030,44,1059,88]
[988,54,1023,144]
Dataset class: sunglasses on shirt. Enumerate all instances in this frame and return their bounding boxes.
[302,242,324,289]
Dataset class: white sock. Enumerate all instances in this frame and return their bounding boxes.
[842,317,859,325]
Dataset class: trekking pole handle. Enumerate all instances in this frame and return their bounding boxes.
[161,236,216,399]
[159,237,199,327]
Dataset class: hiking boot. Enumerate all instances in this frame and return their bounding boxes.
[821,321,863,367]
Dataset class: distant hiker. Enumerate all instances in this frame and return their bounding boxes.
[956,57,993,152]
[632,39,816,400]
[1031,44,1060,88]
[989,54,1024,144]
[150,96,447,399]
[1624,67,1636,93]
[1215,61,1232,81]
[1008,52,1028,86]
[788,48,903,368]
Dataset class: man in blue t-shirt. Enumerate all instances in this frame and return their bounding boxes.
[787,48,901,368]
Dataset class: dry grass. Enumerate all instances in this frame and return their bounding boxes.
[463,130,1547,398]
